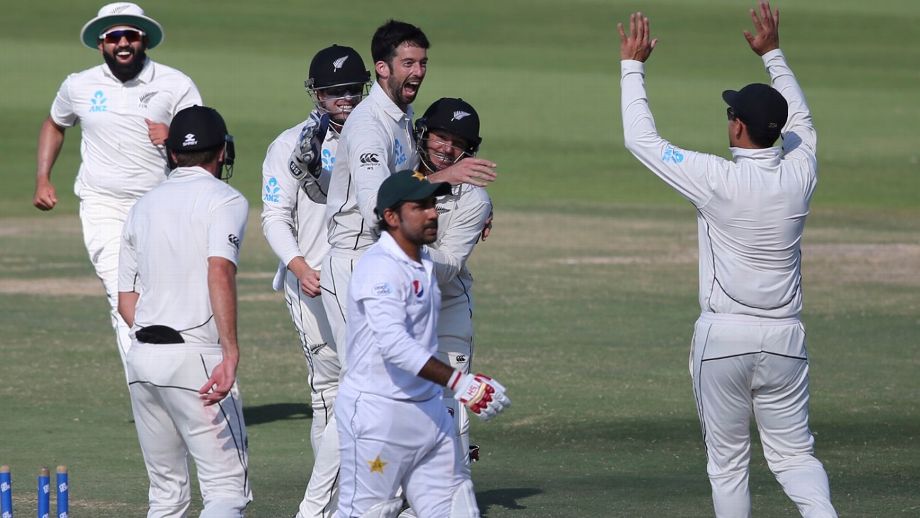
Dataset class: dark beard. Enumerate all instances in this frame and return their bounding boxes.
[103,48,147,83]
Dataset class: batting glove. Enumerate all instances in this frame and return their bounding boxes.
[449,370,510,421]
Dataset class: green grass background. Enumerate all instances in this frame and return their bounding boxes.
[1,0,918,516]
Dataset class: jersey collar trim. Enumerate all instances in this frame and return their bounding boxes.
[729,145,782,167]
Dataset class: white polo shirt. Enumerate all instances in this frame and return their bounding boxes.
[50,59,202,201]
[341,232,441,401]
[429,184,492,308]
[325,82,419,256]
[261,111,337,285]
[621,49,817,319]
[118,167,249,344]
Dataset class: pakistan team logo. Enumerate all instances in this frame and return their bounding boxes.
[90,90,108,113]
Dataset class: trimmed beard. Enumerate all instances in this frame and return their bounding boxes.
[103,48,147,82]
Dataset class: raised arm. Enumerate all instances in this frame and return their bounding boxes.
[744,1,815,160]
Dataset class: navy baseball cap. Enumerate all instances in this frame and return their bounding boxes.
[722,83,788,135]
[166,106,228,152]
[375,170,451,217]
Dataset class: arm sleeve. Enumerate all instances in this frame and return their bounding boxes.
[209,191,249,265]
[350,125,393,228]
[762,49,817,164]
[172,75,203,116]
[117,208,139,293]
[428,192,492,285]
[49,75,77,128]
[621,60,728,208]
[260,132,305,267]
[353,264,432,376]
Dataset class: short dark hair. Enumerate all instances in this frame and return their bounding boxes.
[371,20,429,65]
[173,147,221,168]
[746,126,781,148]
[375,200,408,234]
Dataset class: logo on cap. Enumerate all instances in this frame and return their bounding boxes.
[451,111,471,121]
[411,171,426,181]
[183,134,198,147]
[333,55,349,71]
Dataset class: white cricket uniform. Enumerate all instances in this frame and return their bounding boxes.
[118,166,251,517]
[260,112,340,518]
[321,82,419,370]
[335,232,475,518]
[429,184,493,470]
[50,58,201,371]
[622,49,836,517]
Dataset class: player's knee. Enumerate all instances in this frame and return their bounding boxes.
[360,497,403,518]
[449,479,479,518]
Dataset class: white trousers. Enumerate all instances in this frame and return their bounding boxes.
[283,270,341,518]
[335,390,477,518]
[690,315,836,518]
[127,342,251,517]
[320,254,355,371]
[436,300,474,472]
[79,198,134,376]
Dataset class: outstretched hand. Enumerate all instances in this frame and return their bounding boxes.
[618,12,658,62]
[744,0,780,56]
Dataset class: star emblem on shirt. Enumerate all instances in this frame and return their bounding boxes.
[412,171,427,182]
[368,455,387,474]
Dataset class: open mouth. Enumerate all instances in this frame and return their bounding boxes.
[115,47,135,61]
[402,79,421,99]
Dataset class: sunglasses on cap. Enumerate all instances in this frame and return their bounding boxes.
[100,29,145,44]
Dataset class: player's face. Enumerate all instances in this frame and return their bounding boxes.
[379,43,427,107]
[315,83,367,125]
[98,25,147,79]
[423,130,471,172]
[392,197,439,246]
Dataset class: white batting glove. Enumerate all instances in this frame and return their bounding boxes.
[448,370,510,421]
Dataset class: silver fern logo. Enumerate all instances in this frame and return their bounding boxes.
[333,55,349,71]
[451,111,471,121]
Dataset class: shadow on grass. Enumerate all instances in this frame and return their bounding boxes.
[244,402,311,426]
[478,487,543,516]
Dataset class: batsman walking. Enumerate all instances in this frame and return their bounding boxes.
[618,3,837,516]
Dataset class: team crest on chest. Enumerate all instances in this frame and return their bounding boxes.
[89,90,108,112]
[412,279,424,298]
[139,91,159,108]
[394,139,407,167]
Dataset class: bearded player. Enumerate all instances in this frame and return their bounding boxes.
[260,44,370,518]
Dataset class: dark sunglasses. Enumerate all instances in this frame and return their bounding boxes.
[100,29,144,44]
[321,85,364,98]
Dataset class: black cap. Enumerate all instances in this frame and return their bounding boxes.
[308,44,370,89]
[166,106,228,152]
[375,170,452,217]
[418,98,482,152]
[722,83,788,134]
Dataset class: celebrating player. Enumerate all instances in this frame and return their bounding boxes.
[322,20,498,373]
[32,2,202,377]
[416,98,494,470]
[618,3,837,517]
[260,44,370,518]
[118,106,251,516]
[335,171,510,517]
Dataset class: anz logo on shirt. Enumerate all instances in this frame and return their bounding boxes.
[89,90,108,113]
[662,145,685,164]
[263,176,281,203]
[321,149,335,172]
[394,139,407,167]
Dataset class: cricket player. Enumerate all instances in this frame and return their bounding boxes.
[260,44,370,518]
[33,2,201,375]
[618,3,837,517]
[336,171,510,518]
[416,98,494,470]
[118,106,250,517]
[321,20,498,372]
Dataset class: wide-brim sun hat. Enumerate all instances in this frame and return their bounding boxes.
[80,2,163,49]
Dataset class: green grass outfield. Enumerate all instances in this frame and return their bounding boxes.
[1,0,918,516]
